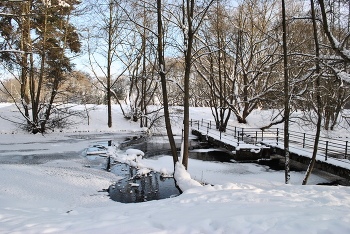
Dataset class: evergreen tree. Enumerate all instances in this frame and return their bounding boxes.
[0,0,81,133]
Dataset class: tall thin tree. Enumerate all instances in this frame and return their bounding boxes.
[302,0,323,185]
[181,0,214,169]
[282,0,290,184]
[157,0,178,166]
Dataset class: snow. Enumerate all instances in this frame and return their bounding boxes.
[42,0,51,7]
[1,103,350,233]
[126,148,145,157]
[174,162,203,191]
[129,183,140,187]
[58,0,70,7]
[338,71,350,83]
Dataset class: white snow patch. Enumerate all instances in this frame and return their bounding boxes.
[174,162,203,191]
[126,148,144,157]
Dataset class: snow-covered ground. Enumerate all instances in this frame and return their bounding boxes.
[1,103,350,233]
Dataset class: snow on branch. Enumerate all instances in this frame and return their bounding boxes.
[58,0,70,7]
[0,50,26,54]
[319,0,350,63]
[167,78,184,93]
[337,71,350,84]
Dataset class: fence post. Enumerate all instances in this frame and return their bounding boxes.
[207,123,209,135]
[255,131,258,145]
[325,141,328,161]
[261,130,264,142]
[303,133,306,148]
[345,141,348,159]
[197,121,199,130]
[106,156,111,171]
[276,128,279,145]
[209,121,211,129]
[235,127,237,138]
[220,130,222,140]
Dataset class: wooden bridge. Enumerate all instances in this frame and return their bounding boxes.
[191,119,350,184]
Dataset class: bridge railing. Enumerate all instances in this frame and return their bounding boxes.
[190,119,349,163]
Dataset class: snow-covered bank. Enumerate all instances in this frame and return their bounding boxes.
[1,103,350,233]
[1,159,349,233]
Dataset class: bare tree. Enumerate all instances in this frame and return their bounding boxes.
[194,1,232,131]
[226,0,283,124]
[85,0,131,128]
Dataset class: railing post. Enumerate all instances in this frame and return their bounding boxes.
[325,141,328,161]
[255,131,258,145]
[234,127,237,138]
[220,130,222,140]
[106,156,111,171]
[276,128,279,145]
[241,128,244,141]
[345,141,348,159]
[207,123,209,135]
[261,130,264,142]
[209,121,211,129]
[303,133,306,148]
[197,121,199,130]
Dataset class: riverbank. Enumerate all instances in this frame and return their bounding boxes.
[1,103,350,233]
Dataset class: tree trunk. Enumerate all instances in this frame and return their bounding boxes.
[303,0,322,185]
[282,0,290,184]
[32,7,48,128]
[157,0,178,166]
[20,1,30,122]
[182,0,195,170]
[107,0,113,128]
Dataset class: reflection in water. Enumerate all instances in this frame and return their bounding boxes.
[188,149,233,162]
[85,136,234,203]
[108,163,181,203]
[121,135,235,162]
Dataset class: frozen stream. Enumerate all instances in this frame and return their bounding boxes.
[83,135,239,203]
[0,132,333,204]
[84,139,182,203]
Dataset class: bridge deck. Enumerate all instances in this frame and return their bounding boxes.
[191,121,350,183]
